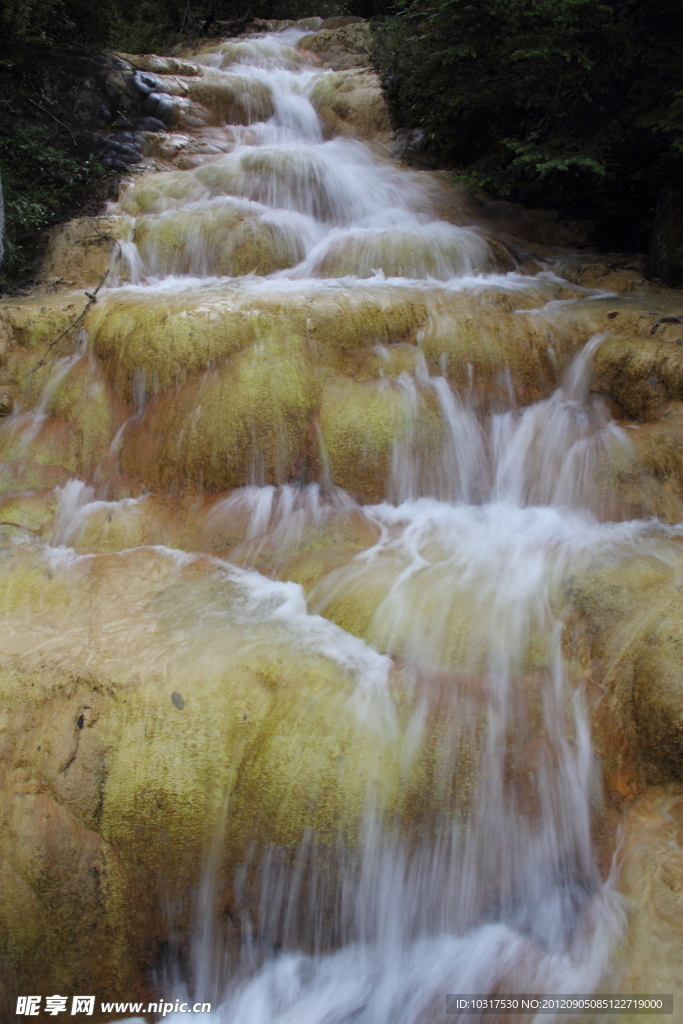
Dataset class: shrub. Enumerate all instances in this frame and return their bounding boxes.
[373,0,683,249]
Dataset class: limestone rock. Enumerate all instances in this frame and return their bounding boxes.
[310,68,391,140]
[591,330,683,418]
[296,23,374,71]
[120,338,321,491]
[133,199,304,277]
[0,540,405,999]
[617,787,683,1008]
[560,544,683,785]
[41,217,123,290]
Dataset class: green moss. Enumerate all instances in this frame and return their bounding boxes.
[134,202,302,277]
[87,282,431,401]
[121,336,321,490]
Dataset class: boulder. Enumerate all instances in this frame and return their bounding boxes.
[42,216,126,290]
[86,281,432,402]
[296,24,374,72]
[591,329,683,418]
[309,69,391,140]
[560,543,683,786]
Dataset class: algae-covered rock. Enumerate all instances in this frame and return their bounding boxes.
[560,542,683,785]
[601,403,683,523]
[0,489,58,534]
[591,331,683,418]
[41,355,125,473]
[134,199,303,277]
[182,72,275,126]
[617,787,683,1012]
[319,376,458,503]
[41,217,123,290]
[0,297,81,352]
[296,24,374,72]
[0,354,123,487]
[0,415,79,477]
[120,170,210,216]
[309,68,391,140]
[0,540,406,999]
[87,281,431,401]
[308,223,496,280]
[121,338,321,491]
[421,301,557,406]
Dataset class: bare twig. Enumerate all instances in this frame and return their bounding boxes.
[34,261,113,371]
[20,93,78,145]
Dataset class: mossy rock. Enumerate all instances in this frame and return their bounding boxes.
[185,73,275,126]
[310,224,496,280]
[121,337,321,491]
[0,542,413,997]
[0,300,81,351]
[309,68,390,139]
[421,303,557,406]
[120,170,209,216]
[0,415,79,476]
[87,281,431,402]
[134,199,303,277]
[0,489,58,534]
[591,332,683,418]
[319,376,451,503]
[309,543,554,674]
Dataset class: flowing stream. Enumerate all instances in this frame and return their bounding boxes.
[115,26,625,1019]
[3,19,679,1022]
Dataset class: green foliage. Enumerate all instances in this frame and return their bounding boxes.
[0,121,99,282]
[374,0,683,248]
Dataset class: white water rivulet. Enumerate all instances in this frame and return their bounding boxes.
[2,17,682,1023]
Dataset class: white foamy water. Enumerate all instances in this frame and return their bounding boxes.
[112,22,496,285]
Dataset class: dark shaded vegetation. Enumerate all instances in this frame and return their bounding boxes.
[373,0,683,254]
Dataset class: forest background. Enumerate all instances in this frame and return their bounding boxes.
[1,0,682,284]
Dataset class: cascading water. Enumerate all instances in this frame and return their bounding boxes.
[105,24,630,1019]
[2,17,682,1022]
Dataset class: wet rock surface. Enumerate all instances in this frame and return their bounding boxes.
[1,17,683,1019]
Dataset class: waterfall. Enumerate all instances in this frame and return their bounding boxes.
[1,17,680,1022]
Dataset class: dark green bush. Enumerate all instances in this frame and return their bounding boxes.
[373,0,683,249]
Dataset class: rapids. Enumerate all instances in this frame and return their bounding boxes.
[1,17,683,1023]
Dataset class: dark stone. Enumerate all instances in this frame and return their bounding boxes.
[101,156,135,171]
[649,188,683,286]
[118,150,142,164]
[134,116,168,132]
[142,92,163,115]
[155,96,175,123]
[171,691,185,710]
[142,92,174,124]
[133,71,157,96]
[390,128,438,169]
[97,132,142,164]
